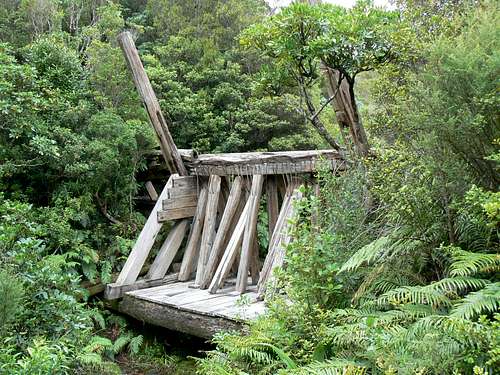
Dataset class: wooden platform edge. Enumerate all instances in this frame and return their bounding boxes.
[118,294,243,338]
[105,273,179,300]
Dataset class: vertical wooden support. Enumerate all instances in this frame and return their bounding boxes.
[236,175,264,293]
[178,185,208,281]
[266,176,279,237]
[146,219,190,280]
[250,236,260,285]
[200,177,243,289]
[194,175,221,286]
[208,200,251,294]
[115,175,176,286]
[117,31,187,176]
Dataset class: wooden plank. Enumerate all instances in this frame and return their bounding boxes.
[167,186,198,199]
[178,185,209,281]
[157,206,196,222]
[236,175,264,293]
[208,199,251,293]
[195,175,221,286]
[145,181,158,201]
[146,219,190,280]
[117,32,187,176]
[105,273,179,300]
[266,176,279,237]
[172,175,198,188]
[200,176,243,289]
[114,176,176,287]
[162,195,198,210]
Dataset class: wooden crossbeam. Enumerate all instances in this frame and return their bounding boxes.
[181,150,345,176]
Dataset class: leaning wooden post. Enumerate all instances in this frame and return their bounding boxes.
[118,31,187,176]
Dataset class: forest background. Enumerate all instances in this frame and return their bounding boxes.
[0,0,498,374]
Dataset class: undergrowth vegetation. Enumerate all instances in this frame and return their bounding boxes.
[0,0,498,374]
[195,1,499,374]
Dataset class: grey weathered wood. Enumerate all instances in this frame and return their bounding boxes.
[200,176,243,289]
[157,206,196,222]
[119,294,242,338]
[178,185,208,281]
[172,175,198,188]
[236,175,264,293]
[145,181,158,201]
[266,176,279,237]
[258,190,293,294]
[117,32,187,175]
[167,186,198,199]
[208,199,251,293]
[146,219,190,280]
[250,236,260,285]
[195,175,221,286]
[162,195,198,210]
[105,273,179,300]
[115,176,176,286]
[183,150,345,176]
[258,188,302,299]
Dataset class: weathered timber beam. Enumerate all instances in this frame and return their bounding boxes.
[183,150,346,176]
[105,273,180,300]
[114,175,176,286]
[118,294,242,338]
[118,31,187,176]
[236,175,264,293]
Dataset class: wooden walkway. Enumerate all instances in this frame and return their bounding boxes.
[118,278,265,338]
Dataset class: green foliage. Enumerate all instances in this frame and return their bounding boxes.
[199,2,499,374]
[0,269,24,335]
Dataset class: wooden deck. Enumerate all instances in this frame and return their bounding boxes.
[118,279,266,338]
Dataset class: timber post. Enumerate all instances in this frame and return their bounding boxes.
[118,31,188,176]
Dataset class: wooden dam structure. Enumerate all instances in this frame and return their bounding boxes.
[105,32,346,338]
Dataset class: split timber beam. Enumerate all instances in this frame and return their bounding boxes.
[181,149,347,176]
[118,31,187,176]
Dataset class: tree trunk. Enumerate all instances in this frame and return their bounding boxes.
[324,67,370,157]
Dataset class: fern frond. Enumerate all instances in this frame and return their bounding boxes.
[449,249,500,276]
[340,236,391,272]
[128,335,143,355]
[77,352,103,366]
[280,360,367,375]
[84,336,113,354]
[451,282,500,319]
[427,276,490,294]
[326,323,367,349]
[374,286,452,309]
[87,309,106,330]
[112,334,131,354]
